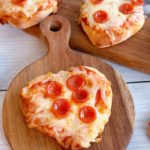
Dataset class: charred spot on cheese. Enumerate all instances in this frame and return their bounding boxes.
[81,17,89,26]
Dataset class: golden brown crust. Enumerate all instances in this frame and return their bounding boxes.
[80,0,145,48]
[81,16,145,48]
[20,93,30,117]
[8,9,56,29]
[0,0,58,29]
[20,66,112,149]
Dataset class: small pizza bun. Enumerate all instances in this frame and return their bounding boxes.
[80,0,145,48]
[0,0,58,29]
[21,66,112,149]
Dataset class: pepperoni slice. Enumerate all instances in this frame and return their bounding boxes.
[90,0,103,5]
[46,81,62,98]
[119,3,134,14]
[51,98,71,118]
[66,75,85,91]
[72,89,89,103]
[93,10,108,23]
[12,0,25,5]
[79,106,96,123]
[131,0,144,6]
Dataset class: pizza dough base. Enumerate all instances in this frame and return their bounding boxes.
[20,66,112,149]
[80,1,145,48]
[81,16,145,48]
[0,0,58,29]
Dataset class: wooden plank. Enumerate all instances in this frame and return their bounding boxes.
[0,25,150,90]
[0,82,150,150]
[3,15,134,150]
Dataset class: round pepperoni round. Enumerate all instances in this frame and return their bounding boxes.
[119,3,134,14]
[51,98,71,118]
[79,106,96,123]
[90,0,103,5]
[12,0,25,5]
[46,81,62,98]
[66,75,85,91]
[72,89,89,103]
[93,10,108,23]
[131,0,144,6]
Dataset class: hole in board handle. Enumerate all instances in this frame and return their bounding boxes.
[50,21,62,32]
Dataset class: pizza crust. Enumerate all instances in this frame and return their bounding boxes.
[0,0,58,29]
[8,8,56,29]
[81,16,145,48]
[20,66,112,149]
[80,0,145,48]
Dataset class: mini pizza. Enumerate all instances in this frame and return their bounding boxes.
[0,0,58,29]
[20,66,112,149]
[80,0,145,48]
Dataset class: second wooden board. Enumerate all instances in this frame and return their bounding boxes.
[25,0,150,74]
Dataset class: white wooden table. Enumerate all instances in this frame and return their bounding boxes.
[0,4,150,150]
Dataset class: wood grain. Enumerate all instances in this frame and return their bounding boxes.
[3,15,135,150]
[24,0,150,74]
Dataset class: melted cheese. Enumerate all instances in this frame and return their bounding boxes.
[21,66,112,149]
[81,0,144,29]
[0,0,57,18]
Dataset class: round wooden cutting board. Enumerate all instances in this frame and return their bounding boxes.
[3,15,135,150]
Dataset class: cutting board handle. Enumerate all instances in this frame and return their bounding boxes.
[40,15,71,55]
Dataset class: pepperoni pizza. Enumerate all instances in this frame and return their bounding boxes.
[21,66,112,149]
[0,0,58,29]
[80,0,145,48]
